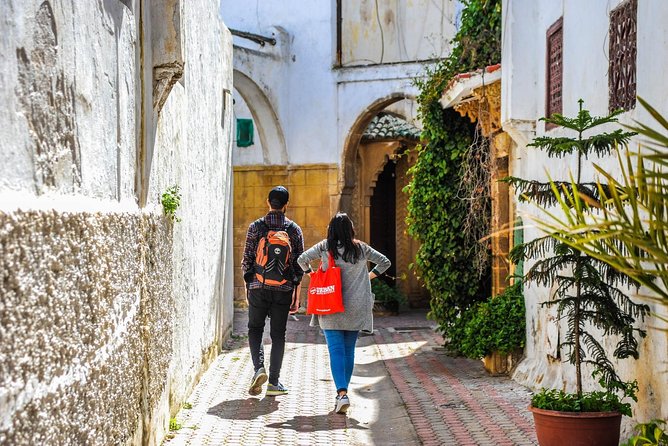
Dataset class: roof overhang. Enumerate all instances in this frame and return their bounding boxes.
[439,64,502,109]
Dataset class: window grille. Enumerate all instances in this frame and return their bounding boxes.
[545,18,563,129]
[609,0,637,112]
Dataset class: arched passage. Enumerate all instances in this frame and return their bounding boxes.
[233,69,288,165]
[341,95,429,307]
[340,93,414,215]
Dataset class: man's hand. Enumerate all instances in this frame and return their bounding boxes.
[289,284,301,314]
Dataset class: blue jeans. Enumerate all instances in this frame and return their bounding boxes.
[322,329,359,393]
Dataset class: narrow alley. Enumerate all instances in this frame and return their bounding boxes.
[3,1,667,444]
[165,310,537,446]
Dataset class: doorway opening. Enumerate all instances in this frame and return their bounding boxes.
[370,159,397,282]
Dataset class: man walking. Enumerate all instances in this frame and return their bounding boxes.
[242,185,304,396]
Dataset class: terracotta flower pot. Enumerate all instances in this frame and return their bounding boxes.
[529,405,622,446]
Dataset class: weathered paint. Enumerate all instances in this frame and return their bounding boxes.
[220,1,446,169]
[502,0,668,432]
[341,0,456,66]
[0,0,234,444]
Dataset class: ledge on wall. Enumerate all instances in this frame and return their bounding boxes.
[439,64,502,110]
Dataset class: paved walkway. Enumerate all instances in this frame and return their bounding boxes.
[165,309,537,446]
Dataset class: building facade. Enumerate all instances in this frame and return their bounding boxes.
[221,0,461,304]
[0,1,234,444]
[502,0,668,426]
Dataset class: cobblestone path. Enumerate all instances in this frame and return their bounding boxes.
[165,310,537,445]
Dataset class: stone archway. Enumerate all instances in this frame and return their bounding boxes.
[233,69,288,165]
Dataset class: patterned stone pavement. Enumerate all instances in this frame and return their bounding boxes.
[164,310,537,445]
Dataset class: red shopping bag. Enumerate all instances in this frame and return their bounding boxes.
[306,252,344,315]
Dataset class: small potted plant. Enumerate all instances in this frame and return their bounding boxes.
[372,279,407,314]
[447,280,525,374]
[506,101,650,446]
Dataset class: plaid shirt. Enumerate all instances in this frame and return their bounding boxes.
[242,210,305,291]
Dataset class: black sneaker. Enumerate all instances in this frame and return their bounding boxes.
[248,367,268,396]
[334,394,350,414]
[266,382,288,396]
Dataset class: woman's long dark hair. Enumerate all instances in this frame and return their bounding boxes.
[327,212,362,263]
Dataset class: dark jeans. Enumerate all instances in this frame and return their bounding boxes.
[247,287,293,385]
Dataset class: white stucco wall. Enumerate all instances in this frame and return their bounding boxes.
[0,1,138,200]
[0,0,234,444]
[232,87,265,165]
[150,0,235,423]
[341,0,456,66]
[502,0,668,426]
[220,0,453,170]
[223,0,338,166]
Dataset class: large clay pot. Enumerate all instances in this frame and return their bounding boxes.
[529,406,622,446]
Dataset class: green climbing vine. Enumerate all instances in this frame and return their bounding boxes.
[406,0,501,345]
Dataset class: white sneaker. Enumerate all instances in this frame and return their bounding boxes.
[334,394,350,414]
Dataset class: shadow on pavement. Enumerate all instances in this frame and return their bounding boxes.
[207,398,280,420]
[265,414,369,432]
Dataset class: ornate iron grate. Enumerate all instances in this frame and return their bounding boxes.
[609,0,637,112]
[546,18,563,128]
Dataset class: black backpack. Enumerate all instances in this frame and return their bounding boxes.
[254,220,295,286]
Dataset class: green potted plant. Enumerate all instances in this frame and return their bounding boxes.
[535,98,668,306]
[372,279,407,314]
[448,280,525,374]
[622,419,668,446]
[506,101,650,446]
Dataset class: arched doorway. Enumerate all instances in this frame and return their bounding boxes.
[232,69,288,164]
[339,93,411,219]
[343,106,429,307]
[370,159,396,281]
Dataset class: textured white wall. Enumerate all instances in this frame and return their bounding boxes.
[150,0,235,415]
[0,0,234,444]
[0,1,138,200]
[502,0,668,427]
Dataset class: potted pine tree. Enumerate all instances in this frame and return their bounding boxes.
[506,101,650,446]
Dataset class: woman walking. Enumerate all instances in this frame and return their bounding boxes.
[297,212,390,414]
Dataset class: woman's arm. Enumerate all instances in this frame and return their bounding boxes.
[297,239,328,273]
[363,243,391,279]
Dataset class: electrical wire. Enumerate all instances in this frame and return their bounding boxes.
[374,0,385,64]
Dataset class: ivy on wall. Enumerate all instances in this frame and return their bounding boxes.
[406,0,502,346]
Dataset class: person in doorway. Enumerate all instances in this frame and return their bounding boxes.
[297,212,390,414]
[242,185,304,397]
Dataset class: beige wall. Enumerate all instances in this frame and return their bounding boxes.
[233,165,339,302]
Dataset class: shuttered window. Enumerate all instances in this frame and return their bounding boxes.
[545,18,563,129]
[236,118,254,147]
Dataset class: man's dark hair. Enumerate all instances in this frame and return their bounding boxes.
[268,185,289,209]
